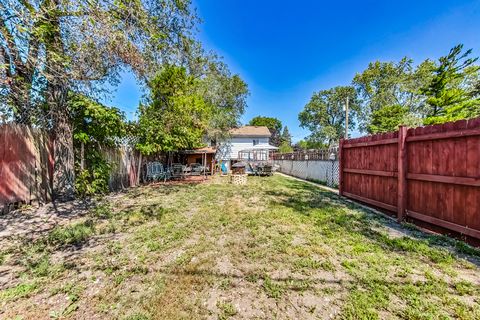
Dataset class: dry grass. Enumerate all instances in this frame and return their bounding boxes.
[0,175,479,319]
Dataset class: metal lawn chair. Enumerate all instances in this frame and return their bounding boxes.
[171,163,185,180]
[146,162,168,182]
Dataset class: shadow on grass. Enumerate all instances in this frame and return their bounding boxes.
[268,177,480,267]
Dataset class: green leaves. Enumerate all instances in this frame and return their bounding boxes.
[249,116,283,146]
[298,86,357,146]
[136,63,248,155]
[367,105,409,133]
[136,65,212,154]
[69,93,126,147]
[422,45,480,124]
[302,44,479,142]
[68,93,125,197]
[249,116,282,132]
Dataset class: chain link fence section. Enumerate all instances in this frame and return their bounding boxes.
[273,148,339,188]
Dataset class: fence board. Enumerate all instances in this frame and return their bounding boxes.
[0,124,53,211]
[339,117,480,243]
[1,124,139,212]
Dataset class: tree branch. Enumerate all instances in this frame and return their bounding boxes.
[0,13,21,67]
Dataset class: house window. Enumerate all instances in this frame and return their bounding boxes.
[253,139,259,146]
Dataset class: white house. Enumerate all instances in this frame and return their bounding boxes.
[216,126,278,171]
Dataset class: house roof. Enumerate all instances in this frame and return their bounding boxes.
[179,146,216,154]
[229,126,271,137]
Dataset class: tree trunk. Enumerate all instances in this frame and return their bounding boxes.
[46,0,75,200]
[52,113,75,200]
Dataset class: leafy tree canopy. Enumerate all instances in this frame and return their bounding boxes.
[352,57,436,131]
[301,44,479,144]
[136,65,213,154]
[200,62,249,140]
[0,0,199,197]
[135,57,248,155]
[68,93,126,197]
[294,139,326,151]
[422,45,480,124]
[277,126,293,153]
[248,116,283,146]
[1,0,198,119]
[249,116,282,131]
[69,93,126,147]
[298,86,358,146]
[368,105,408,133]
[280,126,292,145]
[278,141,293,153]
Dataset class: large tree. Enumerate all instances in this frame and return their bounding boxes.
[136,63,247,154]
[352,58,412,131]
[136,65,212,154]
[352,57,436,131]
[298,86,358,146]
[422,45,480,124]
[280,126,292,145]
[278,126,293,153]
[248,116,283,146]
[0,0,197,198]
[199,61,248,141]
[294,139,326,151]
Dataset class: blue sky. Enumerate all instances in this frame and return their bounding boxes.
[103,0,480,142]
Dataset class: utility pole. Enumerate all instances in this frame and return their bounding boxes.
[345,96,349,139]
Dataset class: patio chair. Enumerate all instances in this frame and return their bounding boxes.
[146,162,169,182]
[190,163,205,176]
[257,163,273,176]
[146,162,156,182]
[171,163,185,180]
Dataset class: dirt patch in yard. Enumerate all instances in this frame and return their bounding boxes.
[0,199,93,246]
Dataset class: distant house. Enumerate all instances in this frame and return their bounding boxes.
[216,126,278,171]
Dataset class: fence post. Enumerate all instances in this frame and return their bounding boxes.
[136,152,142,186]
[338,139,344,196]
[397,126,408,222]
[305,155,309,181]
[290,154,294,175]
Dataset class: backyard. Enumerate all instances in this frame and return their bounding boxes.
[0,174,479,319]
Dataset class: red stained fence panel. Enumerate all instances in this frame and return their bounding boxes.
[0,124,53,211]
[1,124,141,213]
[339,117,480,243]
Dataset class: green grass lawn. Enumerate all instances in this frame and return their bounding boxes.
[1,175,479,319]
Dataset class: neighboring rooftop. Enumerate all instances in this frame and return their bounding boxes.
[179,146,216,154]
[229,126,271,137]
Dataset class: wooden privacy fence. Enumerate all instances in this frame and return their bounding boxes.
[339,117,480,242]
[1,123,140,212]
[101,146,140,191]
[0,124,53,211]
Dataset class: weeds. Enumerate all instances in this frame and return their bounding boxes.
[0,282,37,301]
[262,276,284,299]
[47,220,95,247]
[217,301,237,319]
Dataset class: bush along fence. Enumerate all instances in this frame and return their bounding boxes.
[0,123,140,213]
[272,148,339,187]
[339,117,480,245]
